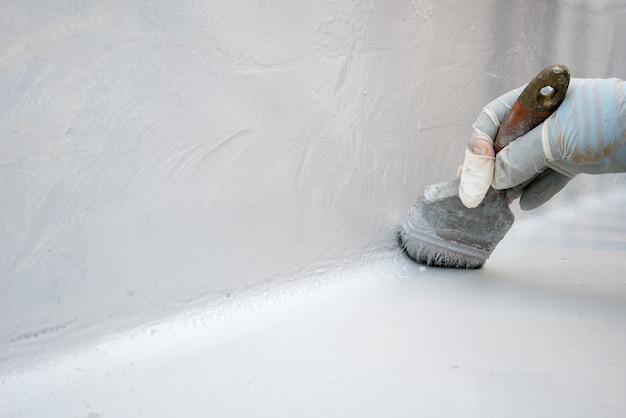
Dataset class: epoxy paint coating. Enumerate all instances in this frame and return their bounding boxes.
[1,0,626,394]
[2,190,626,417]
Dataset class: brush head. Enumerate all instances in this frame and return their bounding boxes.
[399,178,515,269]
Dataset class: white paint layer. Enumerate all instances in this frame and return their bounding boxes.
[2,190,626,417]
[1,0,626,373]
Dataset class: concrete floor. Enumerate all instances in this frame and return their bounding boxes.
[2,190,626,418]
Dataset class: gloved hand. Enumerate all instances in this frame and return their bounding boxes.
[459,77,626,210]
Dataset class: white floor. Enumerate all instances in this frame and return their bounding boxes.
[2,191,626,418]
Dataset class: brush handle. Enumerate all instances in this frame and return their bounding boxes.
[493,64,570,153]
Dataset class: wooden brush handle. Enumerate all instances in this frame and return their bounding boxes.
[494,64,570,153]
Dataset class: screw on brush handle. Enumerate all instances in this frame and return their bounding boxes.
[493,64,570,154]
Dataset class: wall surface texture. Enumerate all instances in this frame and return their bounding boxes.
[2,0,626,371]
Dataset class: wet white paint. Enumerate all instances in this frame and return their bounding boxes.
[2,190,626,417]
[1,1,626,410]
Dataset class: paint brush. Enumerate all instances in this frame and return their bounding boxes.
[399,64,570,268]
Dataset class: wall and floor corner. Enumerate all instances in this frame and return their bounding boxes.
[1,0,626,379]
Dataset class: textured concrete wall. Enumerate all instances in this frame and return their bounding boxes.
[2,0,625,371]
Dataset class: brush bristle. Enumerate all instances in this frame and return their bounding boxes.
[398,231,484,269]
[398,178,514,269]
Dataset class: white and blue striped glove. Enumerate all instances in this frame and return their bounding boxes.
[460,78,626,210]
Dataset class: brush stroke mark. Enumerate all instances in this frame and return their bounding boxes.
[9,319,78,343]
